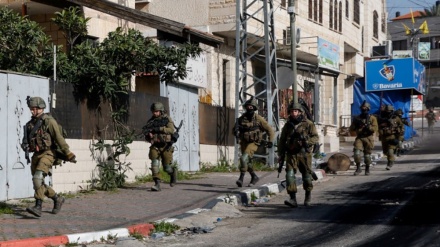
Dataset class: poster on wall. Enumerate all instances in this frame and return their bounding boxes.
[418,42,431,60]
[317,38,339,72]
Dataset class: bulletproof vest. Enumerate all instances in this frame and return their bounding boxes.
[382,116,400,136]
[25,114,55,152]
[354,114,374,136]
[238,114,261,143]
[426,112,435,120]
[286,119,310,152]
[145,115,172,145]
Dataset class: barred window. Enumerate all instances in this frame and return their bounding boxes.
[373,11,378,38]
[329,0,334,29]
[345,0,349,18]
[354,0,360,24]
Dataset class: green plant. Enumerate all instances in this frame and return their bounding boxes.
[0,202,13,215]
[130,231,144,240]
[152,221,180,235]
[250,192,258,202]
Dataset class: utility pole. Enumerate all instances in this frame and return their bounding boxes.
[288,0,297,103]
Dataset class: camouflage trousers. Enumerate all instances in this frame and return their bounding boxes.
[31,150,56,200]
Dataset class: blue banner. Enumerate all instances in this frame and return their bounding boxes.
[365,58,425,95]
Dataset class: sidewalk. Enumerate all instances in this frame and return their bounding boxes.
[0,137,420,247]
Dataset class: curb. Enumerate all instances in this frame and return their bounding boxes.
[0,170,327,247]
[0,224,154,247]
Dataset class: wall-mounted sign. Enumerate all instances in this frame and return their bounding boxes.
[365,58,425,95]
[317,38,339,72]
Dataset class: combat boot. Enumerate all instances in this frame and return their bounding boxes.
[236,172,245,187]
[26,199,43,217]
[284,193,298,208]
[169,168,177,187]
[151,178,161,191]
[353,163,362,176]
[51,194,65,214]
[304,191,311,206]
[248,171,259,187]
[365,165,370,176]
[386,161,394,170]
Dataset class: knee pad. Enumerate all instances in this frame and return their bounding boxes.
[364,154,372,165]
[164,164,173,174]
[32,170,44,190]
[151,159,160,174]
[239,154,249,172]
[353,149,362,163]
[285,169,296,191]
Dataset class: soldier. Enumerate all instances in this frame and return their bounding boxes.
[21,96,76,217]
[349,101,378,176]
[233,98,275,187]
[143,102,176,191]
[395,108,409,156]
[278,103,319,207]
[425,108,437,134]
[378,105,404,170]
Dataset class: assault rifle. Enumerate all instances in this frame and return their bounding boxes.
[297,134,319,181]
[139,117,169,138]
[277,154,285,178]
[234,118,239,144]
[22,125,30,164]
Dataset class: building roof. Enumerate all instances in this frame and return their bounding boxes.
[391,10,425,21]
[65,0,224,47]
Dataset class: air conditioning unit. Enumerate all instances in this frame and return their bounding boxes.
[371,40,392,58]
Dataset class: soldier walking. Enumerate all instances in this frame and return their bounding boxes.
[395,108,409,156]
[278,103,319,207]
[233,98,275,187]
[21,96,76,217]
[425,108,437,134]
[349,101,378,175]
[142,102,177,191]
[378,105,404,170]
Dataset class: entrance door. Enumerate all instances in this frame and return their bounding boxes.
[167,83,199,172]
[0,72,49,200]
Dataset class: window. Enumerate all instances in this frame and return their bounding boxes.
[339,1,343,31]
[281,0,287,8]
[353,0,360,24]
[283,27,291,45]
[334,0,338,30]
[345,0,349,18]
[308,0,323,24]
[381,13,386,33]
[373,11,378,38]
[329,0,333,29]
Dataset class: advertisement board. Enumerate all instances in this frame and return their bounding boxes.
[365,58,425,95]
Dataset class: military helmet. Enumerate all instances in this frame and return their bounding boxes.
[360,101,371,110]
[27,96,46,109]
[150,102,165,112]
[395,108,403,116]
[244,98,258,110]
[288,103,303,112]
[385,105,394,112]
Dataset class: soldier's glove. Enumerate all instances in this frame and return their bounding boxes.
[66,152,77,163]
[266,142,273,148]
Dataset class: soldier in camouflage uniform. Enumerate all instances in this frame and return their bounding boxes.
[143,102,176,191]
[21,97,76,217]
[233,98,275,187]
[349,101,378,176]
[278,103,319,207]
[395,108,409,156]
[378,105,404,170]
[425,108,437,134]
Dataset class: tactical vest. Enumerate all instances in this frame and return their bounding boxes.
[239,116,261,143]
[426,112,436,121]
[145,116,172,145]
[382,116,400,136]
[354,115,374,136]
[286,120,310,152]
[25,114,59,152]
